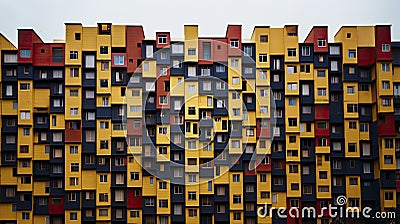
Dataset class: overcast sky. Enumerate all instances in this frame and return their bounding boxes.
[1,0,399,46]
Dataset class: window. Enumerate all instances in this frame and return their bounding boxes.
[158,35,168,44]
[288,98,296,106]
[287,66,297,74]
[243,46,253,56]
[317,39,326,47]
[382,63,390,72]
[385,192,394,200]
[360,123,369,132]
[233,212,241,220]
[233,195,241,204]
[382,81,390,89]
[347,86,355,94]
[70,68,79,77]
[188,192,196,200]
[22,212,30,220]
[317,70,326,77]
[188,208,197,217]
[384,155,393,164]
[330,46,340,55]
[230,39,239,48]
[302,46,311,56]
[331,61,338,71]
[350,178,358,185]
[382,44,390,52]
[288,118,297,127]
[300,64,310,73]
[232,108,240,116]
[172,44,183,54]
[69,51,78,60]
[260,35,268,42]
[273,74,280,82]
[232,77,240,85]
[385,139,394,149]
[317,88,326,96]
[20,111,31,120]
[188,48,196,56]
[20,83,30,90]
[348,143,357,152]
[382,98,391,106]
[348,50,356,58]
[259,54,268,62]
[347,104,358,113]
[288,48,296,57]
[287,83,297,91]
[173,204,182,215]
[6,85,13,96]
[70,108,78,116]
[216,65,225,73]
[69,177,79,186]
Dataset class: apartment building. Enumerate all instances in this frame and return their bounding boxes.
[0,23,399,224]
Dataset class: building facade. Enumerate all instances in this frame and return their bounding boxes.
[0,23,399,224]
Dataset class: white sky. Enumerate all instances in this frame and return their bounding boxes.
[1,0,399,46]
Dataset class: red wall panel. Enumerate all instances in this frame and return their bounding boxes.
[378,114,395,136]
[212,38,228,62]
[358,47,375,66]
[127,190,142,209]
[256,119,271,138]
[65,122,82,142]
[127,119,142,135]
[314,105,329,120]
[49,197,64,214]
[226,25,242,56]
[375,26,392,61]
[126,26,145,73]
